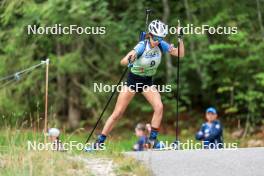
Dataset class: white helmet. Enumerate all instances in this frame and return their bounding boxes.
[148,20,167,37]
[48,128,60,137]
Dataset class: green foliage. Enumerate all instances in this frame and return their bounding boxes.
[0,0,263,129]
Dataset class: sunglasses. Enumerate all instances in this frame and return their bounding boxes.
[152,35,163,42]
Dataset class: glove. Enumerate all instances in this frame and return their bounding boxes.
[128,63,133,68]
[127,55,134,68]
[177,20,183,40]
[178,27,183,40]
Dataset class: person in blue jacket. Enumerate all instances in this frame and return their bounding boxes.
[195,107,223,149]
[133,123,148,151]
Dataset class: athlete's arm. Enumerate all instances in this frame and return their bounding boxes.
[120,50,137,66]
[159,40,184,57]
[169,40,184,57]
[195,124,205,140]
[170,25,185,57]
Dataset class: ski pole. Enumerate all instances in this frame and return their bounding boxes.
[139,9,153,41]
[85,57,132,144]
[175,20,181,144]
[145,9,153,31]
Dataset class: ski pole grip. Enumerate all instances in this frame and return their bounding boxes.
[128,55,132,62]
[146,8,155,14]
[177,20,183,41]
[128,55,133,68]
[146,9,152,15]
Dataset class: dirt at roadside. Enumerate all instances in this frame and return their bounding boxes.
[69,156,116,176]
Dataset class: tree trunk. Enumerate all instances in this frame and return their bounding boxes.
[256,0,264,41]
[56,42,68,121]
[162,0,173,82]
[184,0,203,79]
[184,0,208,105]
[242,113,250,138]
[68,75,81,129]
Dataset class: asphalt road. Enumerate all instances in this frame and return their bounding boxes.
[125,147,264,176]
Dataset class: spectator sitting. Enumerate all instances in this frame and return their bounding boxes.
[195,107,223,149]
[133,123,148,151]
[48,128,65,151]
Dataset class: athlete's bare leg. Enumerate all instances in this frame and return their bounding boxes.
[142,86,163,129]
[101,86,136,135]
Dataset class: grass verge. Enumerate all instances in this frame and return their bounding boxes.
[0,128,150,176]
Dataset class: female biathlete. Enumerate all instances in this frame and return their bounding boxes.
[92,20,184,149]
